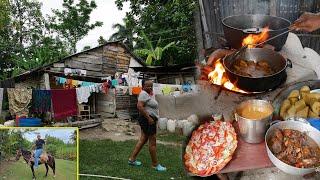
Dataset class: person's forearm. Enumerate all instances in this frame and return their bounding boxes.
[138,107,151,120]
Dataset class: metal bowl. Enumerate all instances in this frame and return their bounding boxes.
[235,99,274,143]
[265,120,320,175]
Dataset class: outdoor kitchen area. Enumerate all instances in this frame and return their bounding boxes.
[178,1,320,179]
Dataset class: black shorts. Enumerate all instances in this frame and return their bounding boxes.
[138,116,157,136]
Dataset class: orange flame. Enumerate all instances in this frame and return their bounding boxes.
[207,59,247,94]
[242,27,269,48]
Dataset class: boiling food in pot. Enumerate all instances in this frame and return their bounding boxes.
[268,128,320,168]
[232,59,275,77]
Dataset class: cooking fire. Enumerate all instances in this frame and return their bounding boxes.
[204,26,271,94]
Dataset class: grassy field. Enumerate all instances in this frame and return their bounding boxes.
[0,159,77,180]
[79,139,192,180]
[157,132,186,143]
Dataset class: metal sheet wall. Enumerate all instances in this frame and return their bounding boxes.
[200,0,320,53]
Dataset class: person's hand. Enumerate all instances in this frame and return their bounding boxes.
[147,117,154,125]
[290,12,320,32]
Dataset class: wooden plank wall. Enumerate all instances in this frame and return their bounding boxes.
[200,0,320,53]
[49,43,132,78]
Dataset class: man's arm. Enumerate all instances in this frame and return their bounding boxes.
[290,12,320,32]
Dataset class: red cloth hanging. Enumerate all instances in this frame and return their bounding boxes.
[51,89,77,120]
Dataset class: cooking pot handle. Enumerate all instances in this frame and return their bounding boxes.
[286,59,293,69]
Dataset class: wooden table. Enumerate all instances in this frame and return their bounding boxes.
[218,122,274,174]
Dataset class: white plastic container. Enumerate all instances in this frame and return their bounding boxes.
[167,119,176,133]
[183,121,195,136]
[176,120,188,129]
[187,114,199,125]
[4,120,15,127]
[158,118,168,130]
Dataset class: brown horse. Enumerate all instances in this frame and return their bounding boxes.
[16,148,55,179]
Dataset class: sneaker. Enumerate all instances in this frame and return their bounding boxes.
[153,164,167,171]
[128,160,142,166]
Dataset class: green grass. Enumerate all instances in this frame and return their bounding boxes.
[157,133,186,143]
[0,159,77,180]
[79,139,192,180]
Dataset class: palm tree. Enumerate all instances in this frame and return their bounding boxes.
[109,23,134,49]
[134,31,175,66]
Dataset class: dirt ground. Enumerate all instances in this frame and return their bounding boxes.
[80,118,139,141]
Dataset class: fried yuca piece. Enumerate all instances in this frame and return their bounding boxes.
[280,99,291,118]
[301,92,309,101]
[300,86,310,93]
[286,105,296,118]
[307,93,320,100]
[296,106,309,118]
[309,109,319,118]
[289,97,299,105]
[288,90,299,99]
[310,101,320,115]
[294,99,306,112]
[305,98,317,106]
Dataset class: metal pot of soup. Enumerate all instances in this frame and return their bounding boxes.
[235,99,274,143]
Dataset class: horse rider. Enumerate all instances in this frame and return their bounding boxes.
[31,134,46,169]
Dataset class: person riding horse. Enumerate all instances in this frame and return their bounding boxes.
[32,134,46,169]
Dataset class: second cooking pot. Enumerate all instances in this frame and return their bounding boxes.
[223,48,292,92]
[235,99,274,143]
[222,14,291,51]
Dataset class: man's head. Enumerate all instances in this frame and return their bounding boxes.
[142,80,153,94]
[37,134,41,140]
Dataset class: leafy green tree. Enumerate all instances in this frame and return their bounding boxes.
[0,0,15,79]
[109,22,134,49]
[82,45,91,51]
[97,36,107,45]
[115,0,197,65]
[0,0,69,79]
[134,32,175,65]
[50,0,103,53]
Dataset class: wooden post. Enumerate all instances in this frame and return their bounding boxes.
[270,0,277,16]
[43,73,50,90]
[194,2,205,61]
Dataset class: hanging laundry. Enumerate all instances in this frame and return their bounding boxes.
[118,78,123,84]
[71,80,79,87]
[111,79,118,87]
[76,86,91,104]
[102,82,110,94]
[51,89,77,120]
[7,88,32,116]
[116,86,129,95]
[79,70,86,76]
[31,90,52,113]
[58,77,66,84]
[0,88,3,115]
[162,85,172,95]
[82,81,95,87]
[64,68,72,75]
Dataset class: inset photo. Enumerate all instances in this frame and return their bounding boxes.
[0,127,78,180]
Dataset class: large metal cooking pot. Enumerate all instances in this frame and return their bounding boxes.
[265,120,320,175]
[223,48,292,92]
[222,14,291,51]
[235,99,274,143]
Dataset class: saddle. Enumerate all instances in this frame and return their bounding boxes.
[29,151,49,165]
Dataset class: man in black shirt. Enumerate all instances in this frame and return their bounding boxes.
[32,134,45,168]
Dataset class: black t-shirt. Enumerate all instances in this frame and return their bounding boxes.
[35,139,45,149]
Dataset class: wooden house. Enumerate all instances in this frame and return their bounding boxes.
[1,41,144,124]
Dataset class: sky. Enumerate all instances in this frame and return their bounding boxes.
[38,0,130,51]
[22,128,76,143]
